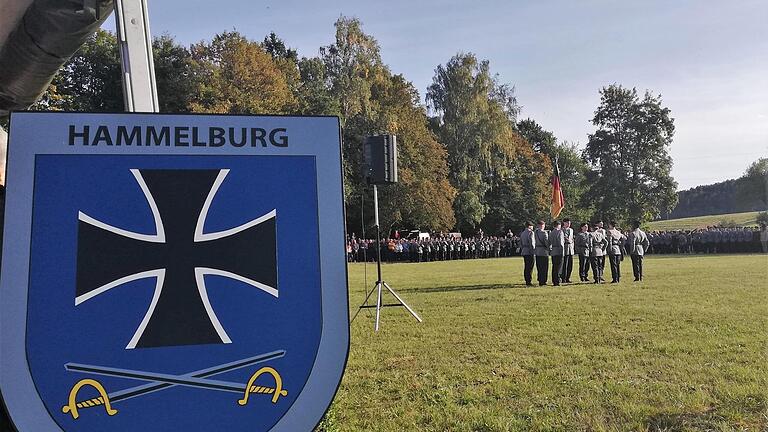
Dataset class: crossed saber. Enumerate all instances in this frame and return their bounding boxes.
[61,350,288,419]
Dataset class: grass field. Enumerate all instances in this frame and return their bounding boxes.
[320,254,768,432]
[646,212,763,231]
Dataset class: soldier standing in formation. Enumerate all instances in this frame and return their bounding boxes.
[519,221,536,286]
[595,221,607,277]
[561,219,574,283]
[627,220,650,281]
[606,221,627,283]
[761,223,768,253]
[550,221,565,286]
[590,223,608,283]
[574,222,592,282]
[534,220,550,286]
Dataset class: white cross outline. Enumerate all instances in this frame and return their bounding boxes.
[76,169,278,349]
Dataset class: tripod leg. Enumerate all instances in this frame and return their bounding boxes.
[383,282,423,322]
[375,282,384,332]
[351,282,380,322]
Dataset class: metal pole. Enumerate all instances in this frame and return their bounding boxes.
[114,0,159,112]
[373,184,383,331]
[354,183,422,330]
[373,184,383,284]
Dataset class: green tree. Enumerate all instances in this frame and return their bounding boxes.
[320,17,386,207]
[739,157,768,209]
[321,17,455,233]
[295,57,339,116]
[584,84,677,223]
[32,31,193,113]
[321,17,383,123]
[428,53,548,233]
[261,32,303,114]
[517,119,592,222]
[427,53,497,230]
[517,118,557,155]
[152,34,194,113]
[262,32,298,63]
[550,142,592,223]
[371,75,456,232]
[32,29,122,112]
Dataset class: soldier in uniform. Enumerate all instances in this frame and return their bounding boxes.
[596,221,607,276]
[627,220,650,281]
[550,221,565,286]
[561,218,575,283]
[761,223,768,254]
[534,220,551,286]
[727,228,735,253]
[519,221,536,286]
[590,223,608,284]
[606,221,627,283]
[574,222,592,282]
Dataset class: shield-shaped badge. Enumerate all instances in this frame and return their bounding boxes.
[0,112,349,431]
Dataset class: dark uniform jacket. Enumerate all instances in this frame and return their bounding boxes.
[550,228,565,256]
[574,231,592,256]
[533,228,550,256]
[519,228,535,256]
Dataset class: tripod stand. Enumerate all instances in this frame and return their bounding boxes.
[352,184,422,331]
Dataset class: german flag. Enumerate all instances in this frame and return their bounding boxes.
[551,157,565,219]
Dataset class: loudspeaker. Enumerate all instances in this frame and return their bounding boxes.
[362,135,398,184]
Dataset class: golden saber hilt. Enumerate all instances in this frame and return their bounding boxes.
[62,366,287,419]
[239,366,287,406]
[61,379,117,419]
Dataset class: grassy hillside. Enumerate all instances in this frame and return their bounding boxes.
[322,255,768,431]
[646,211,762,231]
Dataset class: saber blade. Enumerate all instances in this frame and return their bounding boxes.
[65,350,285,403]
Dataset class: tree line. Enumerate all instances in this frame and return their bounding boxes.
[666,158,768,219]
[25,16,679,235]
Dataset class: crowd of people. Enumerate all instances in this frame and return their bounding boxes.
[346,224,768,264]
[646,227,767,254]
[346,235,515,263]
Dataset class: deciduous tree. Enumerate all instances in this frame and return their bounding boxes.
[739,157,768,209]
[517,119,592,222]
[188,31,295,114]
[584,85,677,223]
[33,29,122,112]
[428,53,549,233]
[322,17,455,233]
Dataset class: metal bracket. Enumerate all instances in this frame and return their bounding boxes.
[113,0,159,112]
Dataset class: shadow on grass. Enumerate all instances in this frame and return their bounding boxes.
[645,410,725,431]
[396,283,531,294]
[647,253,766,259]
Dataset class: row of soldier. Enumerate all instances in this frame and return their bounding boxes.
[345,224,768,264]
[346,237,515,263]
[647,226,767,254]
[518,219,650,286]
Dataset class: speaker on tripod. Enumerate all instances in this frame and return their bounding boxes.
[352,134,422,331]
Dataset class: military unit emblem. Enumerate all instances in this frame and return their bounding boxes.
[0,113,349,432]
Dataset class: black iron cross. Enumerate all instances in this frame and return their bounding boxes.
[76,169,277,349]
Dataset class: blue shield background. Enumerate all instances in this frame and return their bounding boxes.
[26,154,321,431]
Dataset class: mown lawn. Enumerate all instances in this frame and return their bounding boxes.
[320,254,768,432]
[646,212,762,231]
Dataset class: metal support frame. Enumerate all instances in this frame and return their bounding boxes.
[114,0,159,113]
[352,185,422,331]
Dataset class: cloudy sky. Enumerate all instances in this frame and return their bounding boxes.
[116,0,767,190]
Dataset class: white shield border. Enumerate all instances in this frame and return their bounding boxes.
[0,112,350,431]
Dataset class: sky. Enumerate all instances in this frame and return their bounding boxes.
[109,0,768,190]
